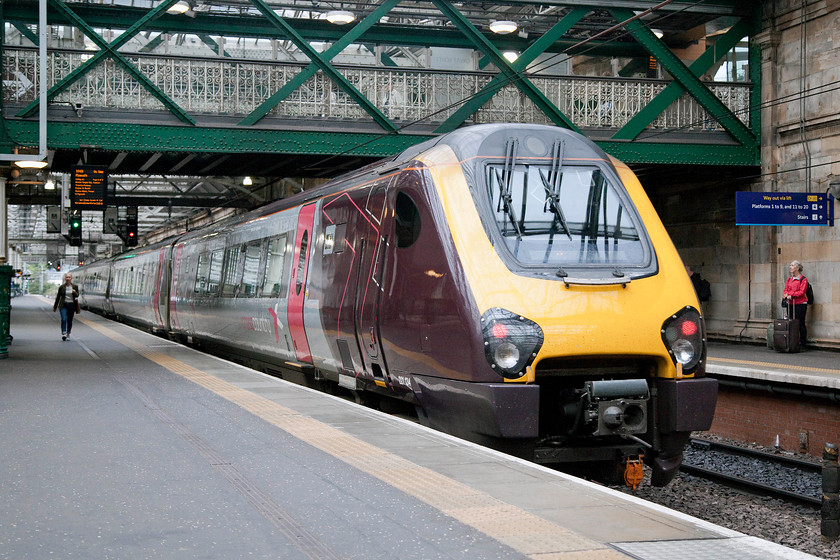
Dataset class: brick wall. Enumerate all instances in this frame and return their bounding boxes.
[708,386,840,457]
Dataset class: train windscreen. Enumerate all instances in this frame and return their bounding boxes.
[485,163,648,268]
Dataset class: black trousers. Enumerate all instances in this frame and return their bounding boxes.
[792,303,808,345]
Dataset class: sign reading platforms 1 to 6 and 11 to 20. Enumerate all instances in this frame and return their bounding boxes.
[71,165,108,210]
[735,192,835,226]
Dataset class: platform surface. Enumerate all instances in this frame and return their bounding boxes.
[0,296,819,559]
[708,339,840,390]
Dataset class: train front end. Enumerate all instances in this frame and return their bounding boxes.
[422,124,717,486]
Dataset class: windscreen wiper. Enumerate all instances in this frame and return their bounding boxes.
[495,139,522,239]
[539,140,572,241]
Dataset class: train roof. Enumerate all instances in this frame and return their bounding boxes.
[124,125,616,249]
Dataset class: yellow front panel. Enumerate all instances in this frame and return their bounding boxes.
[417,147,699,380]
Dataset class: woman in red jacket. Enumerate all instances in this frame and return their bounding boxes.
[783,260,809,347]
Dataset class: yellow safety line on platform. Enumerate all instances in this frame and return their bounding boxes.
[709,357,840,375]
[79,316,628,560]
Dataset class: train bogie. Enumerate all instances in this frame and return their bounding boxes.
[76,124,716,487]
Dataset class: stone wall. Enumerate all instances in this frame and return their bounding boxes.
[652,0,840,348]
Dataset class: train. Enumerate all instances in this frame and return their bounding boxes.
[75,123,717,486]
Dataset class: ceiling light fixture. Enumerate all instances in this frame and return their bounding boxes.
[326,10,355,24]
[243,176,253,186]
[44,179,55,190]
[503,51,519,63]
[652,29,664,39]
[14,159,48,169]
[168,1,190,14]
[489,20,518,34]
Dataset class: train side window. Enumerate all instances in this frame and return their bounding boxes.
[395,192,421,248]
[324,224,346,255]
[262,235,288,298]
[241,244,262,297]
[207,249,223,294]
[195,252,209,293]
[295,230,308,296]
[221,246,242,297]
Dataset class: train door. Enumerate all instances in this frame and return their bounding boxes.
[355,183,391,386]
[169,243,184,332]
[288,203,316,363]
[154,247,169,330]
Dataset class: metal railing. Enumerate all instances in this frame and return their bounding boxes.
[3,48,751,131]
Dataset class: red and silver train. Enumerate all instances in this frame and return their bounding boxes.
[76,124,717,485]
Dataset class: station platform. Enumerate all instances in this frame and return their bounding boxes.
[0,295,821,559]
[707,340,840,391]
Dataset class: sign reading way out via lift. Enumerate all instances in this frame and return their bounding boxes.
[735,192,835,226]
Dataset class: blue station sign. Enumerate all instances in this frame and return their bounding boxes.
[736,192,835,226]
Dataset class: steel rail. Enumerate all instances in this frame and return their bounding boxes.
[682,438,822,508]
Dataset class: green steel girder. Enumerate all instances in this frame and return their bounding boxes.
[3,118,758,166]
[432,0,575,130]
[139,34,166,53]
[12,21,38,45]
[197,34,230,57]
[18,0,196,125]
[247,0,397,132]
[598,141,757,166]
[436,7,589,134]
[2,4,650,57]
[613,18,754,141]
[240,0,401,128]
[610,7,756,147]
[3,119,423,157]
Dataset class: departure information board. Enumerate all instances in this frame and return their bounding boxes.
[735,192,834,226]
[71,166,108,209]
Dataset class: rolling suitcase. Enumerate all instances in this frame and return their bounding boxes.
[773,301,800,353]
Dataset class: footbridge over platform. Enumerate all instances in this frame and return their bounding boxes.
[2,0,760,184]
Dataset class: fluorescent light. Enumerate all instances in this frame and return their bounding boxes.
[326,10,355,24]
[652,29,664,39]
[243,176,253,186]
[44,179,55,190]
[490,20,518,34]
[14,159,48,169]
[503,51,519,63]
[168,1,190,14]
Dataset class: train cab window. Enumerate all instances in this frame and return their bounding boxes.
[394,192,421,248]
[485,163,648,269]
[241,244,262,297]
[221,246,242,297]
[262,235,288,298]
[207,250,224,294]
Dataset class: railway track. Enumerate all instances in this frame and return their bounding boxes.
[681,438,822,507]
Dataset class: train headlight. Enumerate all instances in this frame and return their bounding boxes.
[482,308,544,379]
[494,342,520,369]
[661,307,706,375]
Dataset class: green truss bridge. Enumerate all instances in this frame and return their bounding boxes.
[1,0,761,183]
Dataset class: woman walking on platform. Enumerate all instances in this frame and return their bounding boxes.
[53,272,79,341]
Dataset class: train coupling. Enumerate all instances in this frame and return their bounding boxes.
[624,455,645,490]
[582,379,649,436]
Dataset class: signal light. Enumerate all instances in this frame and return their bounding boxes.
[56,262,62,271]
[125,208,138,247]
[69,211,82,247]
